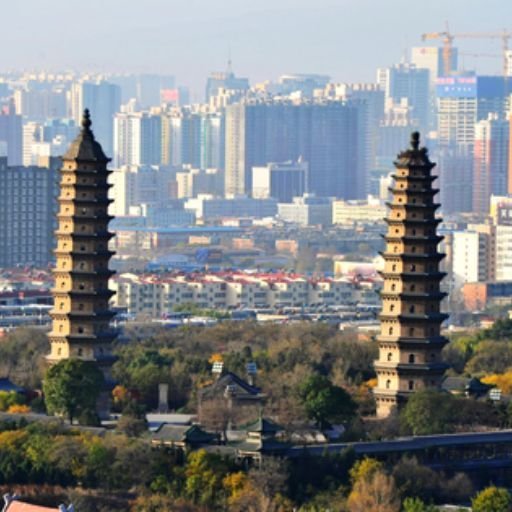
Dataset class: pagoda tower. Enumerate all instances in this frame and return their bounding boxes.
[47,110,116,382]
[374,132,448,418]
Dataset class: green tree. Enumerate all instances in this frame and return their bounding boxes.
[472,486,512,512]
[43,359,104,424]
[298,374,357,429]
[400,391,454,435]
[402,497,438,511]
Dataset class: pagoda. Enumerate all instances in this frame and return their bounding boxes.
[47,110,116,386]
[374,132,448,418]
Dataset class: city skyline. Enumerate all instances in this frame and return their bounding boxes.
[5,0,512,97]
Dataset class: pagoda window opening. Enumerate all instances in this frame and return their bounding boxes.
[390,304,395,312]
[411,246,416,253]
[391,284,396,291]
[408,380,414,391]
[412,229,416,235]
[389,327,394,335]
[60,302,64,310]
[61,282,65,288]
[57,348,62,356]
[409,305,415,313]
[409,327,415,336]
[59,324,63,332]
[408,354,415,363]
[78,326,84,334]
[78,304,84,311]
[392,264,397,271]
[410,264,416,272]
[387,353,393,361]
[410,284,416,291]
[386,379,391,389]
[80,245,86,251]
[78,348,83,357]
[82,208,87,214]
[430,353,436,361]
[412,198,417,204]
[79,283,85,290]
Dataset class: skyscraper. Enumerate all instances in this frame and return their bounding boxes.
[70,81,121,157]
[377,63,430,133]
[47,111,116,398]
[224,100,364,199]
[0,99,23,165]
[473,114,510,213]
[374,132,448,418]
[113,111,162,168]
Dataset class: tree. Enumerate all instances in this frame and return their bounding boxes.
[400,391,454,435]
[298,374,357,429]
[347,470,400,512]
[349,457,382,485]
[465,341,512,376]
[402,497,438,512]
[43,359,104,424]
[472,486,512,512]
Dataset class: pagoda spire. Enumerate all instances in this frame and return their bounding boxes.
[373,132,448,418]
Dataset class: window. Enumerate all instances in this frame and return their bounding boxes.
[410,265,416,272]
[391,284,396,291]
[409,305,415,313]
[390,304,395,312]
[59,302,64,310]
[409,327,415,336]
[57,348,62,356]
[388,327,394,335]
[392,264,397,271]
[78,327,84,333]
[408,380,414,391]
[387,353,392,361]
[408,354,415,363]
[430,353,436,361]
[78,303,84,311]
[78,348,83,357]
[411,246,416,253]
[410,285,416,292]
[386,379,391,389]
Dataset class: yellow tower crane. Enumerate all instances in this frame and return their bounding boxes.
[421,28,512,76]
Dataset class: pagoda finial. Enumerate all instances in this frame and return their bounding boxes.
[82,109,92,132]
[411,131,420,150]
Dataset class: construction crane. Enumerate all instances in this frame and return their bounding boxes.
[421,28,512,76]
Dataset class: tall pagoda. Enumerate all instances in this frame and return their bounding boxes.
[47,110,116,384]
[374,132,448,418]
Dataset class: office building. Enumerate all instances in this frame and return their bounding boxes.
[277,194,332,227]
[252,160,308,202]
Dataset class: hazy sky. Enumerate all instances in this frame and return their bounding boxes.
[4,0,512,95]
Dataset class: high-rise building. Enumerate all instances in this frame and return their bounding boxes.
[411,46,458,82]
[113,111,162,168]
[205,68,249,101]
[225,100,364,199]
[70,81,121,157]
[377,63,430,133]
[0,100,23,165]
[47,111,116,406]
[452,230,491,288]
[473,114,510,213]
[373,132,448,418]
[0,157,59,267]
[252,160,308,202]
